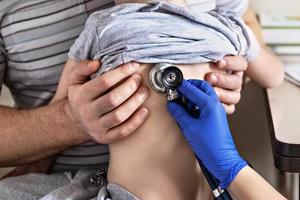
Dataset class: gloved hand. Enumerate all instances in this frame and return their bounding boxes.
[167,80,247,189]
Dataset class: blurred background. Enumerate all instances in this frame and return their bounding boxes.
[251,0,300,15]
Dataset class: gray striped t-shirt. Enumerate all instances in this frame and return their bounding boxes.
[0,0,114,172]
[0,0,249,172]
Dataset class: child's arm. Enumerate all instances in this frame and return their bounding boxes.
[243,9,284,88]
[246,47,284,88]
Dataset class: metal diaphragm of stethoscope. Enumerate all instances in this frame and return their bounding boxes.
[149,63,183,101]
[149,63,200,116]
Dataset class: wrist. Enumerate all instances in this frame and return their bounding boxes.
[60,100,89,144]
[220,157,248,189]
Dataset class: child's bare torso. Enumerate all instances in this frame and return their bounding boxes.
[107,63,221,200]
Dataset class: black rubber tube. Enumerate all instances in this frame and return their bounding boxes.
[196,156,233,200]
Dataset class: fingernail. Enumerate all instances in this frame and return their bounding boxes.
[219,59,227,68]
[88,60,99,70]
[209,74,218,84]
[140,107,149,117]
[138,87,149,100]
[88,61,95,68]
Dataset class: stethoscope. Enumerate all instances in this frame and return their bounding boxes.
[149,63,233,200]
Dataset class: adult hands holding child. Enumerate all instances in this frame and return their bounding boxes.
[64,60,150,144]
[206,56,247,114]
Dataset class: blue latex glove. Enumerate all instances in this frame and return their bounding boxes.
[167,80,247,189]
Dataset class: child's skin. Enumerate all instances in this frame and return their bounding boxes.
[108,62,215,200]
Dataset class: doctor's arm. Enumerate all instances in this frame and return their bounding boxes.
[228,166,284,200]
[167,80,286,200]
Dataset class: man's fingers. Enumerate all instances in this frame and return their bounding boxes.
[92,74,142,115]
[222,103,236,115]
[223,56,248,71]
[214,87,241,105]
[233,71,244,92]
[68,60,100,85]
[205,72,243,90]
[212,56,248,71]
[210,59,227,69]
[100,86,149,129]
[80,62,140,100]
[101,107,149,143]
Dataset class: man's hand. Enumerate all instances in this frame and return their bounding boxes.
[66,60,150,144]
[0,59,150,166]
[205,56,248,114]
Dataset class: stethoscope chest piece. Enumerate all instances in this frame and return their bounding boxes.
[149,63,183,101]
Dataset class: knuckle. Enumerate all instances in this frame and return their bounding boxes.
[69,91,80,104]
[129,75,141,91]
[112,111,125,124]
[99,77,112,89]
[119,127,129,137]
[77,86,86,97]
[120,63,131,75]
[107,93,120,107]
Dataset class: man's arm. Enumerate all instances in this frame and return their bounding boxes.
[0,101,83,166]
[0,60,149,167]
